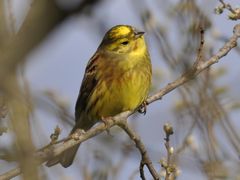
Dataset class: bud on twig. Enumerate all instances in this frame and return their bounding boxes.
[50,126,61,144]
[164,123,174,137]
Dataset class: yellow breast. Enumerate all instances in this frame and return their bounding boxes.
[88,55,151,119]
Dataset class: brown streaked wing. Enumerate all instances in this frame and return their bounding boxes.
[74,53,100,122]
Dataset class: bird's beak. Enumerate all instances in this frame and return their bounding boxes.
[134,31,145,38]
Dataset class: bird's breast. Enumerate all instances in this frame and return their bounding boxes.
[88,64,151,119]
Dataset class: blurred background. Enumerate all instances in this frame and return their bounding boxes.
[0,0,240,179]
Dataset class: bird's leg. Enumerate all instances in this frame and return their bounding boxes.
[138,100,148,115]
[101,116,113,136]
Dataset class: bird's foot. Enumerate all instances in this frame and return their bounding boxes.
[138,100,148,115]
[101,116,113,136]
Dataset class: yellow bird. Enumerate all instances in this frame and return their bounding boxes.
[46,25,152,167]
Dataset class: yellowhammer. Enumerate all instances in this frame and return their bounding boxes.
[46,25,152,167]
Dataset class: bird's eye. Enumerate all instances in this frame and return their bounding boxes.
[121,41,129,45]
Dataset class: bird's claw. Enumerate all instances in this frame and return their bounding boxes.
[101,116,112,136]
[138,100,148,115]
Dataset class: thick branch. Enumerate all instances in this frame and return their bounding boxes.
[1,24,240,180]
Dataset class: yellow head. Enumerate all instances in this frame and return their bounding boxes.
[99,25,147,55]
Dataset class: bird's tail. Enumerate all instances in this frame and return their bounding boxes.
[46,143,81,168]
[46,125,81,168]
[60,143,81,168]
[46,115,93,168]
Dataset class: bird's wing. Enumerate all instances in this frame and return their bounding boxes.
[74,53,100,126]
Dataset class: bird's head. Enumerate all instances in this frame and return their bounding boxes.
[99,25,147,55]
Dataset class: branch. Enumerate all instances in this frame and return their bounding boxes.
[219,0,236,14]
[1,24,240,180]
[216,0,240,20]
[117,120,160,180]
[146,24,240,105]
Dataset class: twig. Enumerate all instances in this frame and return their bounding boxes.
[49,126,61,144]
[0,24,240,180]
[117,120,160,180]
[175,119,197,154]
[147,24,240,105]
[217,0,240,20]
[219,0,236,14]
[0,167,21,180]
[194,27,205,66]
[162,124,175,180]
[37,126,70,152]
[139,161,146,180]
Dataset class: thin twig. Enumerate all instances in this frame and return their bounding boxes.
[117,120,160,180]
[147,24,240,105]
[175,119,197,154]
[218,0,240,20]
[219,0,236,14]
[195,27,205,65]
[162,124,175,180]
